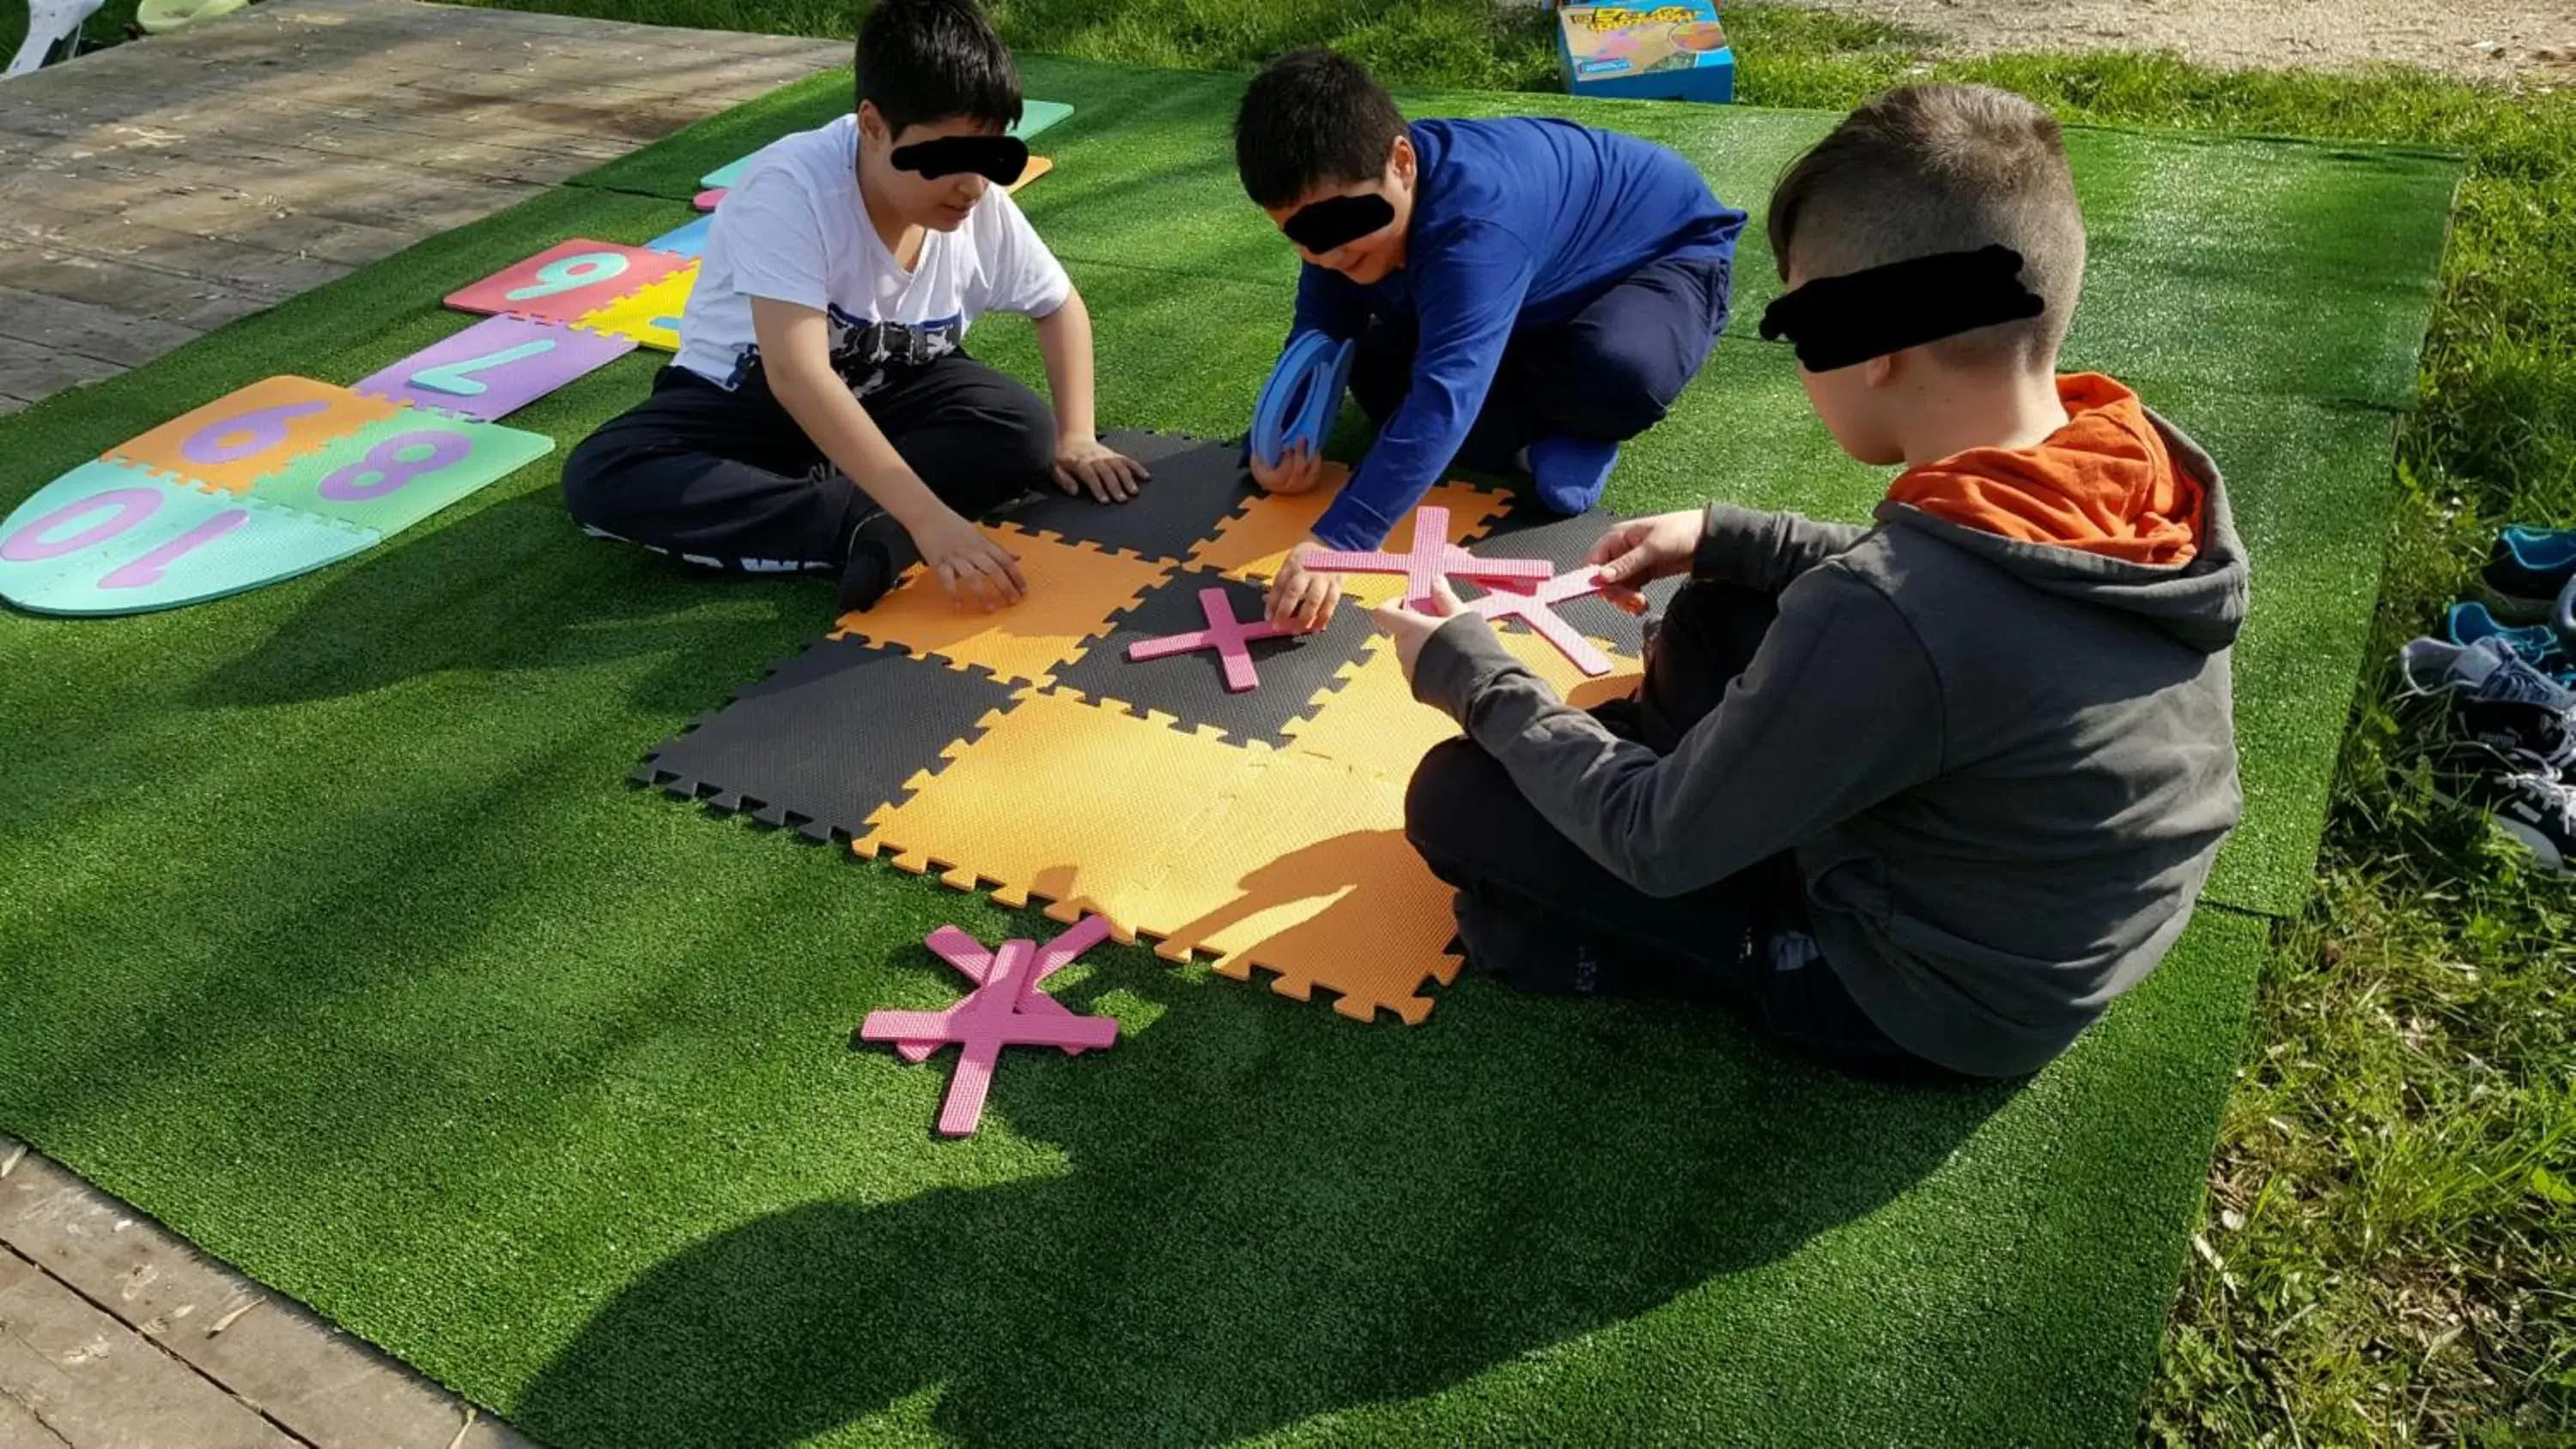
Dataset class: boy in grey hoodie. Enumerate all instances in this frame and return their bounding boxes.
[1375,83,2245,1081]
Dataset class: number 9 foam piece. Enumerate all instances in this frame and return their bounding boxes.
[106,375,398,494]
[246,412,556,537]
[0,460,378,617]
[443,238,689,329]
[355,316,635,422]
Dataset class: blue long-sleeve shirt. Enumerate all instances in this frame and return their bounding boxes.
[1296,117,1746,550]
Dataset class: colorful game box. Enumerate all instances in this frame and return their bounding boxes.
[1556,2,1735,104]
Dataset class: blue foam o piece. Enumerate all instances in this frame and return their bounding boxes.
[1250,331,1355,471]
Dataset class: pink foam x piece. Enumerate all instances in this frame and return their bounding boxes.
[896,915,1112,1061]
[1467,567,1617,676]
[1301,506,1554,608]
[1125,587,1293,693]
[861,919,1121,1136]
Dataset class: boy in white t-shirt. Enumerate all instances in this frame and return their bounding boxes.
[562,0,1144,611]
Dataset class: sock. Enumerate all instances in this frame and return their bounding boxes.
[1528,433,1620,516]
[837,509,921,614]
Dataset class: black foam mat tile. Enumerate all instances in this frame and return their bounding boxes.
[632,636,1017,841]
[1049,566,1376,745]
[1002,430,1259,563]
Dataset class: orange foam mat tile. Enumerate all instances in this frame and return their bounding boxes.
[106,377,399,494]
[1144,749,1461,1026]
[854,687,1265,940]
[1187,473,1515,607]
[1280,628,1643,777]
[833,523,1170,686]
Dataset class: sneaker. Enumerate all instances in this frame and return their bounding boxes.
[2398,635,2576,713]
[2445,600,2575,681]
[2480,525,2576,621]
[837,508,920,614]
[1528,433,1621,517]
[2456,767,2576,875]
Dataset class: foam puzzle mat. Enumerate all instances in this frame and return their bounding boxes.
[639,433,1650,1024]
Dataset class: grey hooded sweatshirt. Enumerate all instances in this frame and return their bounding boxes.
[1411,412,2246,1076]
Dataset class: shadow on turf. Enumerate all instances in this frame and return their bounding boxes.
[513,964,2016,1449]
[190,488,841,720]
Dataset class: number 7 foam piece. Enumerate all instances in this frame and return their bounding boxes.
[443,239,690,329]
[355,316,635,422]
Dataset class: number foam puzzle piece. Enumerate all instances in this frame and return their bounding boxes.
[246,413,556,537]
[354,315,635,422]
[646,214,714,258]
[859,919,1120,1137]
[1464,567,1618,676]
[1009,100,1073,141]
[1299,506,1556,608]
[694,188,726,213]
[443,239,688,328]
[0,460,377,616]
[106,376,397,494]
[1010,156,1053,194]
[1125,586,1293,693]
[574,264,698,354]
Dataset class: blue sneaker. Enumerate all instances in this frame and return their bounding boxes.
[2445,601,2576,682]
[1528,433,1620,516]
[2400,635,2576,713]
[2481,525,2576,621]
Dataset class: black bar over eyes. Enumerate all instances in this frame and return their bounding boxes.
[1758,246,2045,372]
[1283,193,1395,254]
[890,135,1030,185]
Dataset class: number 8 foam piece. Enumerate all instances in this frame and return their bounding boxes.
[354,315,635,422]
[443,237,690,330]
[0,460,377,616]
[247,411,555,537]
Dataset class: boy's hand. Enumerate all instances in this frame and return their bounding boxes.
[910,508,1027,610]
[1251,441,1327,496]
[1055,436,1150,503]
[1587,509,1702,613]
[1370,579,1466,682]
[1266,540,1342,632]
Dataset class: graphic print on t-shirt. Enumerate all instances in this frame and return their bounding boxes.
[830,306,963,395]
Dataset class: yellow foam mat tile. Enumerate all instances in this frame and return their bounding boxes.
[834,523,1170,686]
[1140,749,1461,1025]
[1281,627,1643,773]
[1188,473,1515,607]
[574,264,700,353]
[855,688,1265,939]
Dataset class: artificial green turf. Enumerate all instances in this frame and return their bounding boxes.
[0,63,2451,1448]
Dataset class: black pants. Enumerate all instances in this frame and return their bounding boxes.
[1351,253,1730,473]
[1404,581,1949,1081]
[561,356,1055,573]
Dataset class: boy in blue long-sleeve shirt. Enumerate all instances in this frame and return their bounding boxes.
[1233,49,1747,627]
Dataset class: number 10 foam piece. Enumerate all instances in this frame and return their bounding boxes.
[2,375,551,615]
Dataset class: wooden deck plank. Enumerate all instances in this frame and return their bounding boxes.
[0,1250,301,1449]
[0,1148,535,1449]
[0,0,842,413]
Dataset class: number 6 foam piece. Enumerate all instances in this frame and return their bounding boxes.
[107,375,398,494]
[355,315,635,422]
[443,238,689,330]
[0,460,377,616]
[246,412,556,537]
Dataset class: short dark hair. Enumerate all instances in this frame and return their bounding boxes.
[1767,83,2086,371]
[1235,49,1406,210]
[856,0,1022,136]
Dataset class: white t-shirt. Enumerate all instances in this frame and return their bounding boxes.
[673,115,1072,395]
